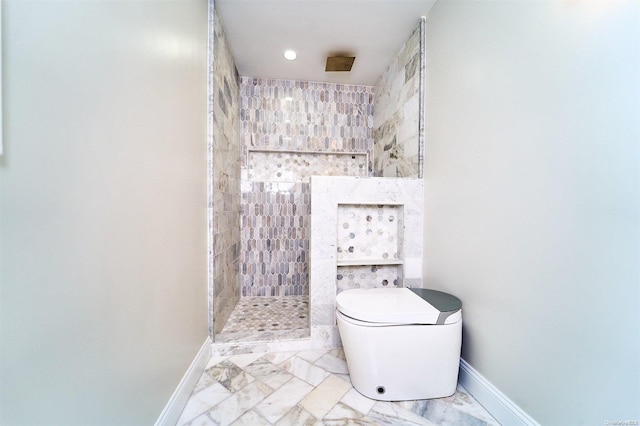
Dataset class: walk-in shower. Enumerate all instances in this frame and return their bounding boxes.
[208,3,425,347]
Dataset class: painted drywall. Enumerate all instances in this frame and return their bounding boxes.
[0,0,208,424]
[423,1,639,424]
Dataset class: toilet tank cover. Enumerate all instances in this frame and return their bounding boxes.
[336,288,462,325]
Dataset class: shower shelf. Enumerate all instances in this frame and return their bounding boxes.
[336,259,403,266]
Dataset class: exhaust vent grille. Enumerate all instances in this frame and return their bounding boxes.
[325,56,355,72]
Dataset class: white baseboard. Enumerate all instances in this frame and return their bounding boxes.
[459,358,540,426]
[155,336,212,426]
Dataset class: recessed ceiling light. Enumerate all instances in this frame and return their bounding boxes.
[283,50,297,61]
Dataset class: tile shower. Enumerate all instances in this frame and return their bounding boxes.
[209,7,426,348]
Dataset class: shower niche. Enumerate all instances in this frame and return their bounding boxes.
[336,204,404,293]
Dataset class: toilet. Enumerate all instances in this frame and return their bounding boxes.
[336,287,462,401]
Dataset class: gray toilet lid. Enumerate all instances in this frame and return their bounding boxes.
[409,288,462,325]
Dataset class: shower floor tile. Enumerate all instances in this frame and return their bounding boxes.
[217,296,310,343]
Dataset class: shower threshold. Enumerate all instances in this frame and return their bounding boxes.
[215,295,310,344]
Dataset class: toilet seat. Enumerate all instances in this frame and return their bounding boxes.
[336,288,462,325]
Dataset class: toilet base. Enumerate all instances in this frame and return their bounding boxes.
[337,310,462,401]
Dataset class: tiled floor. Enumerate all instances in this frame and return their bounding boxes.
[177,348,500,425]
[216,297,310,343]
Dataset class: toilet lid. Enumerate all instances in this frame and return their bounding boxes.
[336,288,462,325]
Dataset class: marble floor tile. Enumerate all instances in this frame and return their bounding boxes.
[262,351,296,365]
[368,401,436,426]
[242,358,293,390]
[206,360,255,392]
[177,349,501,426]
[207,381,273,426]
[313,352,349,375]
[411,385,500,426]
[274,405,317,426]
[323,402,365,421]
[229,409,271,426]
[295,349,329,363]
[184,412,218,426]
[340,387,377,415]
[280,355,330,386]
[254,377,314,423]
[299,374,352,419]
[177,383,232,425]
[228,352,266,368]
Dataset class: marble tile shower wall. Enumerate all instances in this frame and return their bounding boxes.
[240,78,375,297]
[240,77,374,158]
[373,23,422,178]
[241,182,310,296]
[212,9,241,334]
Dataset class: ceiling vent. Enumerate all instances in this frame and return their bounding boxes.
[325,56,356,72]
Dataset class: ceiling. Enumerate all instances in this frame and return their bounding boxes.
[215,0,437,86]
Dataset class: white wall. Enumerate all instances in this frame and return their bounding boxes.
[0,1,208,424]
[423,1,639,424]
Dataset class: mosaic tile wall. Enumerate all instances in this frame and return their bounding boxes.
[336,204,403,293]
[240,78,375,297]
[336,204,403,262]
[247,151,367,182]
[240,77,374,159]
[336,265,401,293]
[212,9,241,334]
[310,177,424,348]
[240,182,310,296]
[373,22,423,178]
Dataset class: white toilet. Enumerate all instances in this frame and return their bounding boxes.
[336,287,462,401]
